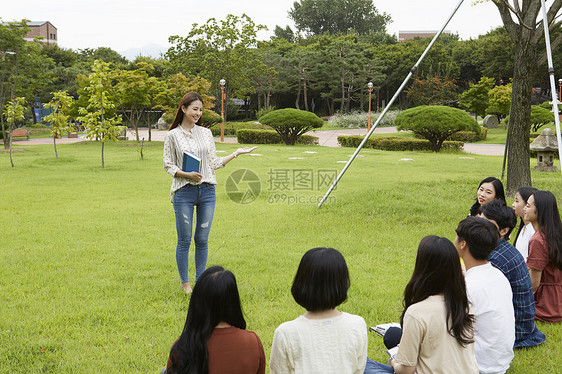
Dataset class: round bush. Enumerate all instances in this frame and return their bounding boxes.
[394,105,479,152]
[259,108,323,145]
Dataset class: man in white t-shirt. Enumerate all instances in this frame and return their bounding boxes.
[454,216,515,374]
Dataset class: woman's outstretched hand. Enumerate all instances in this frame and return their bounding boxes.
[235,146,258,156]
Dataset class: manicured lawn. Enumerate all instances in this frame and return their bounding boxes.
[1,141,561,373]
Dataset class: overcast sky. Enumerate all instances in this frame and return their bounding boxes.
[1,0,507,54]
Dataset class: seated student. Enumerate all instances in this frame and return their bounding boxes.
[469,177,506,217]
[454,217,515,374]
[164,266,265,374]
[270,247,368,374]
[478,200,545,347]
[511,187,538,261]
[524,190,562,323]
[384,236,478,374]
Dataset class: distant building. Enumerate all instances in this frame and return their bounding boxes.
[398,30,451,42]
[2,21,58,44]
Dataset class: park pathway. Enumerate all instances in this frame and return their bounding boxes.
[13,127,505,156]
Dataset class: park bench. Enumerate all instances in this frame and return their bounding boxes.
[11,129,30,140]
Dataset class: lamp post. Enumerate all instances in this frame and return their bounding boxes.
[367,82,373,131]
[220,79,226,142]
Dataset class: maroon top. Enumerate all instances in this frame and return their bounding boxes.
[527,231,562,322]
[167,327,265,374]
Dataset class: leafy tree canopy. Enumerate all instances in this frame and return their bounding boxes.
[289,0,391,36]
[458,76,496,118]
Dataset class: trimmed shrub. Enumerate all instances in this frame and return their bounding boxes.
[210,122,273,137]
[338,135,464,152]
[394,105,479,151]
[237,129,318,145]
[327,110,402,128]
[258,108,323,145]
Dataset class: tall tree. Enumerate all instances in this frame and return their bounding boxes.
[167,14,267,121]
[0,20,53,147]
[3,96,26,166]
[289,0,391,36]
[112,62,156,142]
[458,76,496,118]
[482,0,562,193]
[43,90,74,158]
[77,59,124,168]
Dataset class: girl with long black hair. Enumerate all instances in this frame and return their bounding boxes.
[165,266,265,374]
[388,236,478,374]
[469,177,506,217]
[511,187,538,260]
[524,190,562,322]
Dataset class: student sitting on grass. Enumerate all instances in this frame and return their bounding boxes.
[164,266,265,374]
[269,247,368,374]
[524,190,562,323]
[469,177,506,217]
[478,200,545,347]
[381,235,478,374]
[511,187,538,261]
[454,217,515,374]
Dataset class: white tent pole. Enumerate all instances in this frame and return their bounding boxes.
[539,0,562,179]
[317,0,466,208]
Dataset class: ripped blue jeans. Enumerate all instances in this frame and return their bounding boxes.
[173,183,216,283]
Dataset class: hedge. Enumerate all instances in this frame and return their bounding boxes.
[337,135,464,152]
[236,129,318,145]
[210,122,273,137]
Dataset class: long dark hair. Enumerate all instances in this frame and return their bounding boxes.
[169,92,204,130]
[470,177,506,216]
[533,191,562,270]
[401,236,474,347]
[168,266,246,374]
[513,187,538,246]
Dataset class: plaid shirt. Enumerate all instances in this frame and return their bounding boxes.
[489,239,546,348]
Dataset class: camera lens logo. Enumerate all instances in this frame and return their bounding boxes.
[225,169,261,204]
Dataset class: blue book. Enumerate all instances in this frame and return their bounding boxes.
[182,151,201,173]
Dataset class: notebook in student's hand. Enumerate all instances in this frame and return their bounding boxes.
[182,151,201,173]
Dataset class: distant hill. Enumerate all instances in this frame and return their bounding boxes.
[119,43,168,61]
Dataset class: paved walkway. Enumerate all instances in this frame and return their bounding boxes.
[13,127,505,156]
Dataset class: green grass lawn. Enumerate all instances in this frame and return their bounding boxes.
[1,141,561,373]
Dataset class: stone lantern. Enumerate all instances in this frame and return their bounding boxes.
[530,128,558,172]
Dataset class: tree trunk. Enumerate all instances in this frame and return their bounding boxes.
[340,68,345,113]
[506,40,535,194]
[295,78,302,109]
[101,141,105,169]
[53,136,58,158]
[303,77,309,112]
[9,125,14,167]
[133,110,139,143]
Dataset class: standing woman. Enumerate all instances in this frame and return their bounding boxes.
[512,187,538,261]
[270,248,368,374]
[524,190,562,322]
[469,177,506,216]
[388,236,478,374]
[164,266,265,374]
[163,92,256,293]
